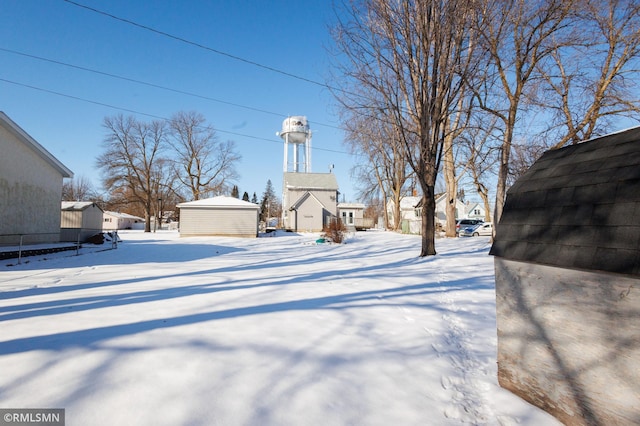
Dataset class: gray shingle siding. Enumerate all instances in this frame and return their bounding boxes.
[490,127,640,277]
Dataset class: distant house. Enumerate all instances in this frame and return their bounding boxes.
[464,202,489,221]
[389,194,466,233]
[60,201,104,242]
[337,202,373,231]
[0,112,73,246]
[490,127,640,426]
[386,196,421,233]
[282,172,339,232]
[433,193,467,228]
[177,196,259,238]
[102,211,145,231]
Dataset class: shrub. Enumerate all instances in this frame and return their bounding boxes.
[322,218,347,244]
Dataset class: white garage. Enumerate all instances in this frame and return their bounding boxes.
[177,196,259,238]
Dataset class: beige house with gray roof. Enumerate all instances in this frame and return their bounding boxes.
[282,172,339,232]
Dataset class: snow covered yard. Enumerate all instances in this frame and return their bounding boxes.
[0,230,560,426]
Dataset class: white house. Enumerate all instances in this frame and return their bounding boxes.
[0,112,73,246]
[337,202,373,231]
[386,196,421,233]
[102,211,145,231]
[434,193,467,228]
[465,202,489,221]
[177,196,259,238]
[389,194,466,233]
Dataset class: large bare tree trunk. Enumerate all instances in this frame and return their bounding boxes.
[331,0,475,256]
[419,183,437,256]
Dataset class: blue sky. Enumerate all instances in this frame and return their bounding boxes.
[1,0,358,202]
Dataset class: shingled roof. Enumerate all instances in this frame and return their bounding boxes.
[490,127,640,277]
[283,172,339,190]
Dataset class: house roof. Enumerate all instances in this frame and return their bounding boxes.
[104,211,144,220]
[398,196,421,209]
[290,191,325,211]
[338,202,365,209]
[1,111,73,178]
[61,201,103,212]
[177,196,259,210]
[490,126,640,277]
[283,172,339,190]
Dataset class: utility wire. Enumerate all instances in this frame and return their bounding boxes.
[0,77,350,155]
[0,47,343,131]
[62,0,349,96]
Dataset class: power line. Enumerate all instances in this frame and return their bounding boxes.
[0,47,343,132]
[62,0,346,95]
[0,77,351,156]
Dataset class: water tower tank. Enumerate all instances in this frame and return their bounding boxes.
[280,116,310,143]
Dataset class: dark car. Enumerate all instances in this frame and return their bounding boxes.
[456,219,483,235]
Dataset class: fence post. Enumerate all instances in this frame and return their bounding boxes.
[18,234,23,265]
[76,232,81,256]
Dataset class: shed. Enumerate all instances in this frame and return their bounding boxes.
[177,196,259,238]
[60,201,104,242]
[0,112,73,246]
[490,127,640,425]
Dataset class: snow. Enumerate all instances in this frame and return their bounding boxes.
[177,195,260,208]
[0,230,561,426]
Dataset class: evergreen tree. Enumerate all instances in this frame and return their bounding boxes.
[259,180,280,223]
[251,192,258,204]
[231,185,239,198]
[242,191,249,201]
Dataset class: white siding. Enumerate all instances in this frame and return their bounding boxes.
[81,206,103,230]
[0,125,65,245]
[179,207,258,237]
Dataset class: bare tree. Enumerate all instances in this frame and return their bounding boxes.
[343,106,411,231]
[62,175,98,201]
[459,116,501,222]
[538,0,640,148]
[97,114,168,232]
[471,0,575,224]
[442,93,473,237]
[168,111,241,200]
[332,0,476,256]
[508,138,550,186]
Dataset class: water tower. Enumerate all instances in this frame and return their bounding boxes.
[278,116,311,173]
